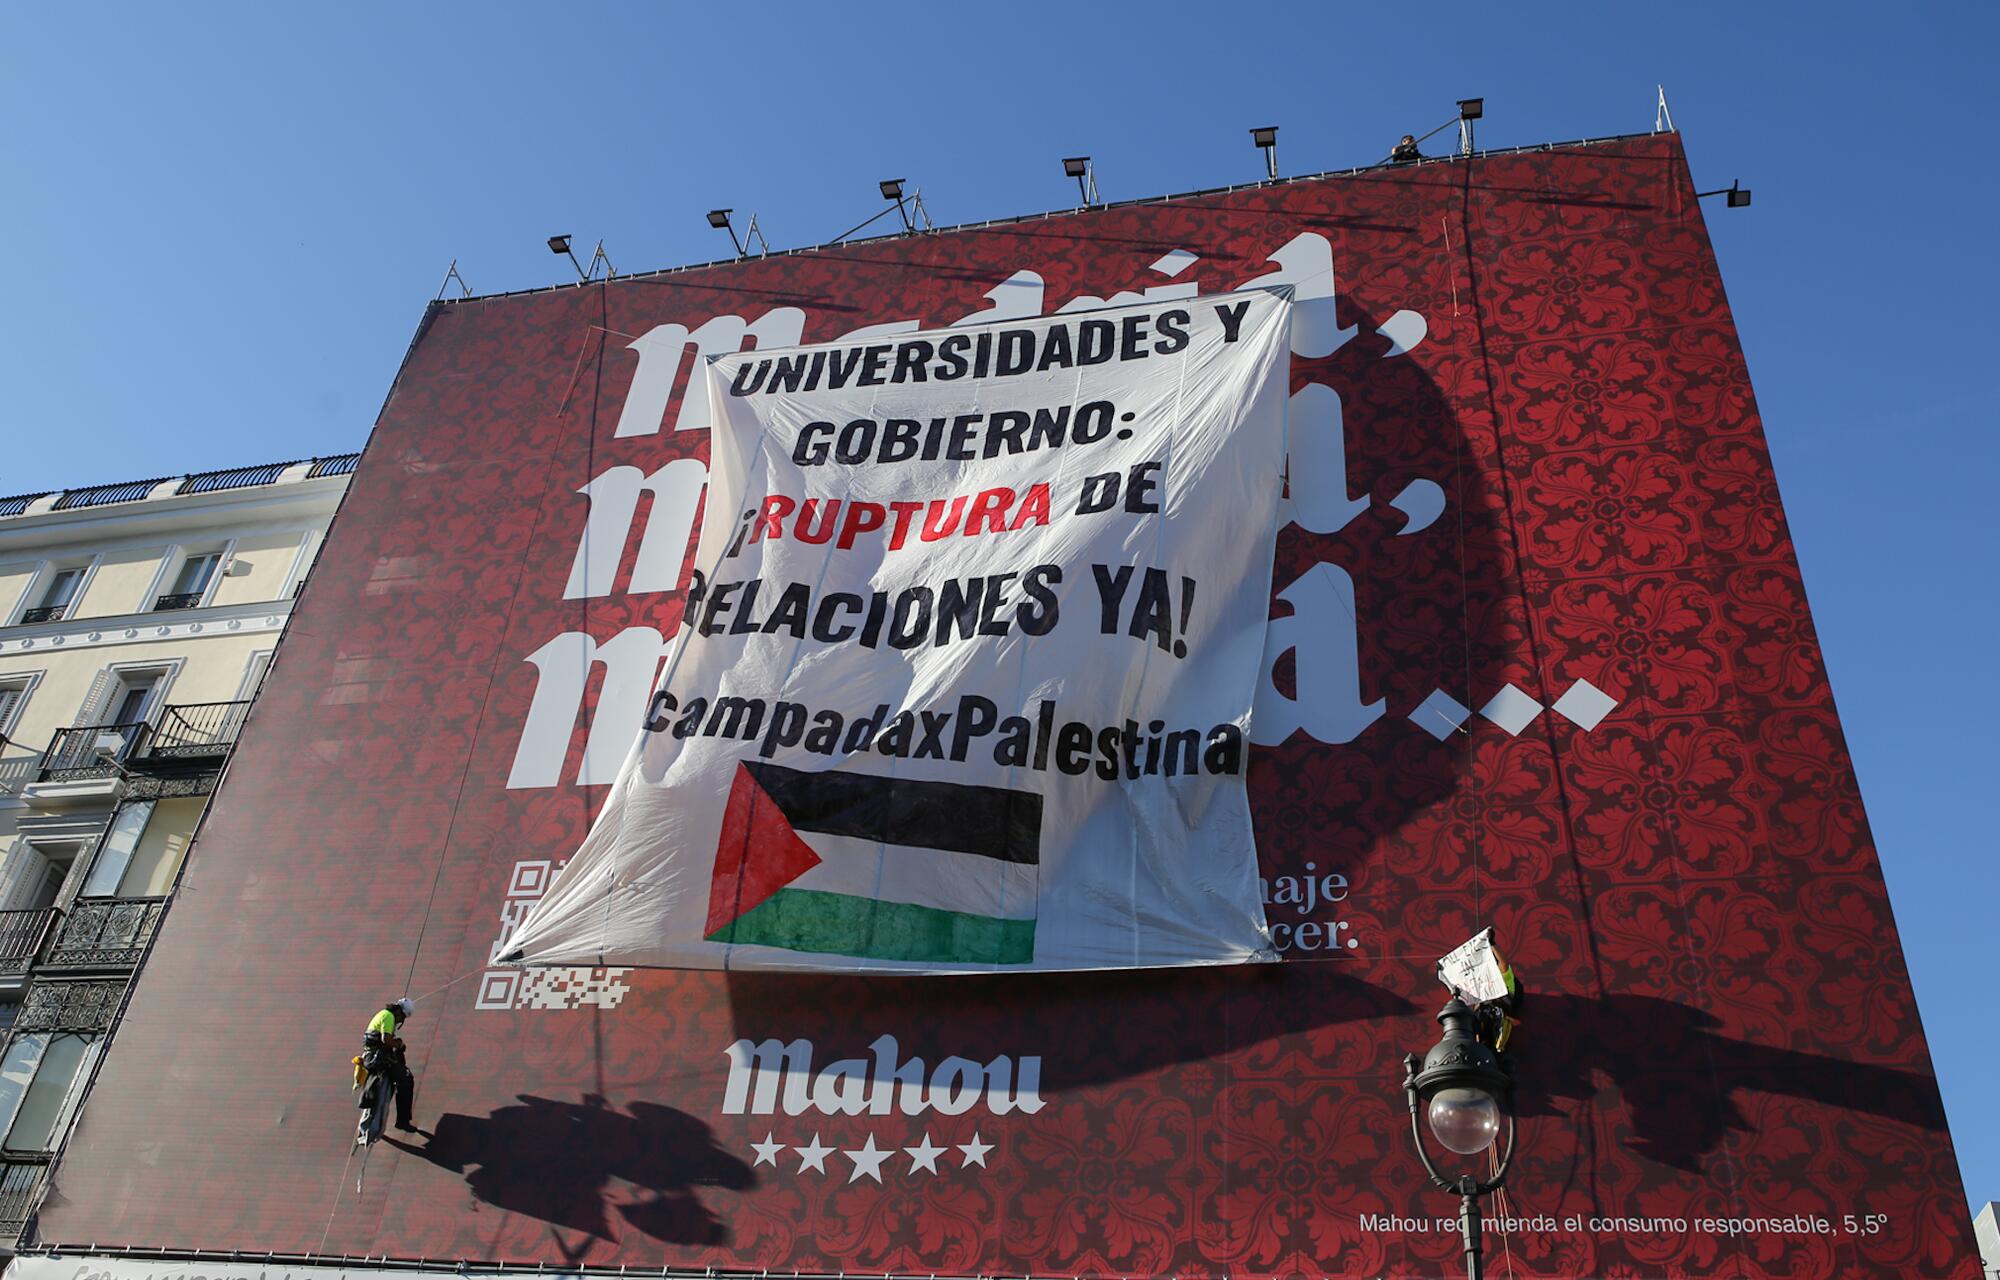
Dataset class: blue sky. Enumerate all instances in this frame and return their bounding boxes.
[4,1,1996,1211]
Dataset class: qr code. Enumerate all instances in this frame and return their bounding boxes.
[475,859,631,1011]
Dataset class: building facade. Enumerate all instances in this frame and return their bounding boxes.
[0,455,354,1244]
[1978,1202,1999,1280]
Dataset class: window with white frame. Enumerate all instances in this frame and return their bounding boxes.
[154,548,224,611]
[20,564,88,624]
[83,661,177,730]
[103,672,160,727]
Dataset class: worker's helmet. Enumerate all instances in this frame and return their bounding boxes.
[391,997,415,1019]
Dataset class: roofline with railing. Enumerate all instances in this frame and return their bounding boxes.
[433,129,1672,307]
[0,453,360,522]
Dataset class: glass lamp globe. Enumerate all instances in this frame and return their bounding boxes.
[1427,1086,1500,1155]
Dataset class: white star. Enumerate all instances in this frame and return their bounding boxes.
[905,1132,945,1175]
[845,1133,893,1183]
[795,1132,833,1174]
[956,1131,993,1169]
[750,1132,785,1167]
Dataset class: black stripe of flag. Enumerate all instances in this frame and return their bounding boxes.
[742,761,1042,865]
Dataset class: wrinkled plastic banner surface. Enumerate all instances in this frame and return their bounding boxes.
[505,291,1292,972]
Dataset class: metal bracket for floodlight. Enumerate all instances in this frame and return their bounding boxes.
[1250,127,1279,180]
[1393,101,1479,167]
[1457,98,1484,156]
[880,178,915,233]
[547,235,616,282]
[711,208,771,257]
[1654,84,1676,134]
[708,209,747,259]
[828,204,896,246]
[1696,179,1752,208]
[434,259,472,302]
[831,182,932,245]
[1063,156,1099,209]
[548,234,583,279]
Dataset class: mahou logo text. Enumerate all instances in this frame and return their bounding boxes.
[722,1034,1045,1117]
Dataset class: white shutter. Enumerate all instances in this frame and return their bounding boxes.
[0,682,25,736]
[78,669,116,726]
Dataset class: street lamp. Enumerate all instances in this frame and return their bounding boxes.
[1403,997,1517,1280]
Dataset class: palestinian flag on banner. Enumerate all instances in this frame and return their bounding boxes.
[705,762,1042,966]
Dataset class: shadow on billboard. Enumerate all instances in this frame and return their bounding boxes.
[389,1094,755,1246]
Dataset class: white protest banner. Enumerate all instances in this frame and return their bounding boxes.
[1437,927,1514,1006]
[504,289,1293,973]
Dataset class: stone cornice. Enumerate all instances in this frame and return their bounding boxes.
[0,597,293,656]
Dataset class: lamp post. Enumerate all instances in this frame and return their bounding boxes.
[1403,998,1516,1280]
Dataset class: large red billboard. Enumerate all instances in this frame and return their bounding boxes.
[33,134,1978,1278]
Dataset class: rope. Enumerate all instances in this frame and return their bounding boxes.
[397,299,609,998]
[328,289,617,1257]
[316,1140,358,1257]
[405,966,487,1005]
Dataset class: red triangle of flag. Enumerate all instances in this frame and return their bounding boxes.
[706,762,822,936]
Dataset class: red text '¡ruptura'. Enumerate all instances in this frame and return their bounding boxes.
[727,484,1052,556]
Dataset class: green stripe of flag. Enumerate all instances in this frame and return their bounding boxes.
[706,887,1036,966]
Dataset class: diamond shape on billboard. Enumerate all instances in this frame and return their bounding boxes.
[1411,689,1473,741]
[1479,684,1543,736]
[1551,679,1619,731]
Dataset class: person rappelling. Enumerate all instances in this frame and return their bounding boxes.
[354,997,421,1143]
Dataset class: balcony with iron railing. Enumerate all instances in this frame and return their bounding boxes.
[146,701,250,761]
[16,605,66,624]
[0,1154,50,1241]
[39,896,167,971]
[151,591,205,612]
[0,910,61,981]
[34,722,147,782]
[32,701,249,784]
